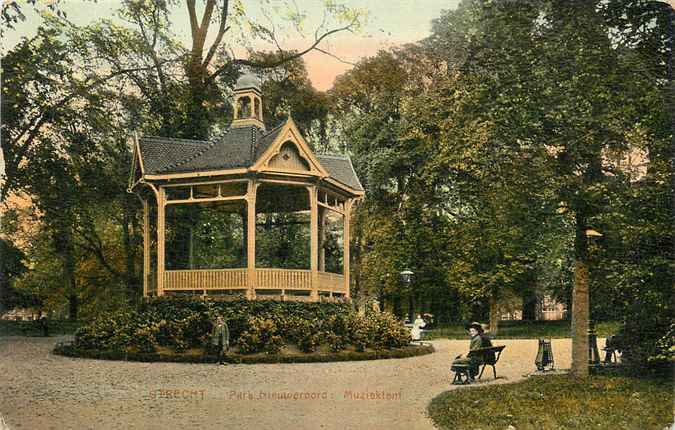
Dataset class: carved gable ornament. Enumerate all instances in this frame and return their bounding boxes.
[268,141,311,171]
[253,118,328,177]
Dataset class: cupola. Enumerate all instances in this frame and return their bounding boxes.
[232,72,265,130]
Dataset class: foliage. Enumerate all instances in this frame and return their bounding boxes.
[428,375,674,430]
[649,323,675,365]
[331,0,673,369]
[0,238,27,310]
[0,319,81,336]
[73,298,410,355]
[237,316,284,354]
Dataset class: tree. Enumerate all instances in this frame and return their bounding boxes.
[436,0,672,373]
[330,47,458,319]
[251,52,330,143]
[168,0,364,138]
[2,21,147,318]
[0,238,27,312]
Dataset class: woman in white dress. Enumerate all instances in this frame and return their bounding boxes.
[410,314,426,341]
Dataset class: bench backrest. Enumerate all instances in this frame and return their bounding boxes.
[468,345,506,365]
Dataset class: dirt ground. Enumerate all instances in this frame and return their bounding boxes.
[0,336,577,430]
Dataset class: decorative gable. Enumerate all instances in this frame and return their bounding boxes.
[252,117,328,177]
[268,142,311,171]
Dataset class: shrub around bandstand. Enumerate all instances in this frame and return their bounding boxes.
[68,297,420,361]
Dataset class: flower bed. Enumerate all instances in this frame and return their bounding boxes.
[60,297,423,362]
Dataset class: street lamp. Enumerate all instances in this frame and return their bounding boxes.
[585,229,603,238]
[400,269,414,322]
[400,269,414,284]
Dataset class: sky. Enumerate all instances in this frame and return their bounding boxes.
[3,0,461,91]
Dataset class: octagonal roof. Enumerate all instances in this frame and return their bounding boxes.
[134,118,364,194]
[234,73,261,92]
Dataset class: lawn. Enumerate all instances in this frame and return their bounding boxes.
[425,320,622,339]
[0,319,81,336]
[428,374,674,430]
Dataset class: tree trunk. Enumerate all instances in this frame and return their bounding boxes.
[489,295,499,336]
[522,289,538,321]
[63,233,78,321]
[571,214,589,377]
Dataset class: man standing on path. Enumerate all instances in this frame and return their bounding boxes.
[211,316,229,365]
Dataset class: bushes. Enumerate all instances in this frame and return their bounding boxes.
[237,317,284,354]
[72,298,411,356]
[612,303,673,372]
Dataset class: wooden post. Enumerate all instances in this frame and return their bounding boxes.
[318,207,326,272]
[343,199,353,298]
[246,179,257,299]
[309,186,319,300]
[157,187,166,296]
[143,198,150,297]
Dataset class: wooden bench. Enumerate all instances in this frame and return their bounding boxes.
[451,345,506,384]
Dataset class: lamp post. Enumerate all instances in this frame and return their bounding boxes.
[400,269,414,322]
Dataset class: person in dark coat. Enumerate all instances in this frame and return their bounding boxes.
[451,322,486,381]
[210,316,229,365]
[39,314,49,337]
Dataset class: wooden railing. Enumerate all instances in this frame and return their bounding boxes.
[256,269,311,290]
[161,268,346,295]
[164,269,247,290]
[318,271,345,293]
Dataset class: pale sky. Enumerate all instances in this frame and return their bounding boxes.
[3,0,460,91]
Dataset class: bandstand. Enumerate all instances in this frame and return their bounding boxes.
[128,74,363,301]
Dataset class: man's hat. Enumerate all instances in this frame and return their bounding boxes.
[466,322,484,334]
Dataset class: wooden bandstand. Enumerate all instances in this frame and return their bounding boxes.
[128,74,363,301]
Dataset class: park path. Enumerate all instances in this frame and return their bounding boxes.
[0,336,574,430]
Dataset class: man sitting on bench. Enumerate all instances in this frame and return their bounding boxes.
[451,322,492,382]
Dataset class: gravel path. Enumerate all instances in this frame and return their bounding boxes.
[0,336,577,430]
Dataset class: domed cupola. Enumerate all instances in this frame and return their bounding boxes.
[232,72,265,130]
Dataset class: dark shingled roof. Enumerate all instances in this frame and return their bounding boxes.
[316,154,364,191]
[253,122,285,160]
[139,136,210,175]
[138,121,363,192]
[139,126,264,174]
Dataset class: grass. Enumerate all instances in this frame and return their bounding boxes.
[428,374,674,430]
[0,319,81,336]
[425,320,622,339]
